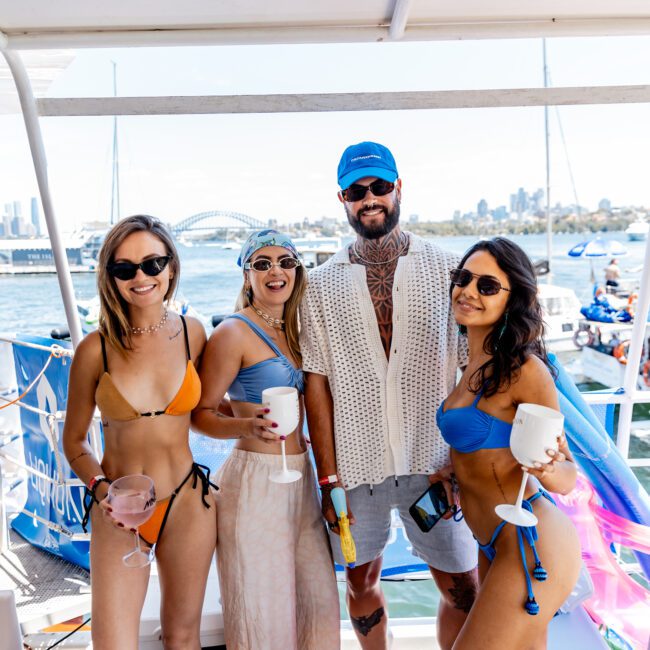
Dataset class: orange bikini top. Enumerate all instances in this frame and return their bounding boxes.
[95,315,201,421]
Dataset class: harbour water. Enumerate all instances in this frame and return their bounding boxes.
[1,230,648,618]
[2,231,647,336]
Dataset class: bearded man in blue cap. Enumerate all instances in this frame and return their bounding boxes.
[301,142,478,649]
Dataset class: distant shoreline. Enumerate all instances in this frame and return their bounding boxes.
[408,214,642,238]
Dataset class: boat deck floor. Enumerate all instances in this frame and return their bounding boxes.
[0,529,91,635]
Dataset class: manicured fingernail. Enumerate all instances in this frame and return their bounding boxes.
[264,408,270,413]
[280,435,286,441]
[107,507,112,512]
[130,528,137,533]
[272,422,278,427]
[533,462,542,469]
[117,522,124,527]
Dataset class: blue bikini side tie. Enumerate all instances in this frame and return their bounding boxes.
[478,489,555,615]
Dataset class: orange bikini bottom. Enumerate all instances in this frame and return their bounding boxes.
[82,462,217,548]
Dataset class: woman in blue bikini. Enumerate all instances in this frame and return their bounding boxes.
[435,237,581,649]
[192,230,339,650]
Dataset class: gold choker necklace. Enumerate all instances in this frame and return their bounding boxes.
[252,304,284,330]
[131,309,168,335]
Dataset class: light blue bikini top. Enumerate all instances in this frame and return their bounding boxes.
[436,389,512,453]
[226,314,304,404]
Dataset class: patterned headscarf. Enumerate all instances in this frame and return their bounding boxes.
[237,229,300,267]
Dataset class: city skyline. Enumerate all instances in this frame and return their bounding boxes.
[1,36,649,231]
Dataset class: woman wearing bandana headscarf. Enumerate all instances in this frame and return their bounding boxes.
[192,230,340,650]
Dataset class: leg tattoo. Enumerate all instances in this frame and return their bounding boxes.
[448,572,477,613]
[351,606,385,637]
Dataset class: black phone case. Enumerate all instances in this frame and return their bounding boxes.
[408,481,450,533]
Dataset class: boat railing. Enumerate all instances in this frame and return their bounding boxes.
[581,390,650,470]
[0,336,103,549]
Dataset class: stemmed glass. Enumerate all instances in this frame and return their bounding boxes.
[263,387,301,484]
[495,403,564,526]
[107,474,156,567]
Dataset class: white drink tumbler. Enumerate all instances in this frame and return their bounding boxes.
[263,386,301,484]
[495,403,564,526]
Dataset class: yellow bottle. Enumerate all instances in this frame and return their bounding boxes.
[331,487,356,568]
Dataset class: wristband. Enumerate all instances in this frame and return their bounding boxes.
[318,474,338,486]
[87,475,111,503]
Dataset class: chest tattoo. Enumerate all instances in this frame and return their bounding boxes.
[350,233,409,359]
[365,263,397,357]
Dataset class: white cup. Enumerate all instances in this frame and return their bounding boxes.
[261,386,299,436]
[510,403,564,467]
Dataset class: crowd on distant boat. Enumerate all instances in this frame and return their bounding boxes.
[63,142,582,650]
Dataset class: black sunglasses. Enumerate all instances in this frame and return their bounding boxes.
[244,257,301,272]
[341,179,395,202]
[449,268,511,296]
[107,255,171,281]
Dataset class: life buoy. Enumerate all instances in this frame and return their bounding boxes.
[573,328,594,350]
[643,360,650,388]
[613,341,630,365]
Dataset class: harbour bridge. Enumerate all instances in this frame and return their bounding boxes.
[169,210,266,236]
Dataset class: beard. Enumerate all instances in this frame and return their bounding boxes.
[345,200,401,240]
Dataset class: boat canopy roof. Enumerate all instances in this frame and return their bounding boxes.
[2,1,650,49]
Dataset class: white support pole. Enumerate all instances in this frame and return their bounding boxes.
[388,0,414,41]
[0,45,83,348]
[617,233,650,457]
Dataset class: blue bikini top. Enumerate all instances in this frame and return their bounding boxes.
[436,389,512,453]
[226,314,304,404]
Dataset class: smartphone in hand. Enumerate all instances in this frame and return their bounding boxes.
[409,481,450,533]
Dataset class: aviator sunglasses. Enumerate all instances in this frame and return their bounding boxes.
[449,268,511,296]
[244,257,302,272]
[107,255,172,281]
[341,179,395,202]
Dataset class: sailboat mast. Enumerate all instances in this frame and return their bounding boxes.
[543,39,552,276]
[110,61,120,225]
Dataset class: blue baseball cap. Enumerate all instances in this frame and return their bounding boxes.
[337,141,398,189]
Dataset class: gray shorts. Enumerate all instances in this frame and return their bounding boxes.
[328,474,477,574]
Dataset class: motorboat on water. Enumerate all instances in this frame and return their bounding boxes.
[626,218,649,242]
[1,3,650,649]
[537,282,584,353]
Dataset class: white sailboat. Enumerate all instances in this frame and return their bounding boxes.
[1,4,650,649]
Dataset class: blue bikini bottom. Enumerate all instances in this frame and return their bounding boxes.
[478,489,555,616]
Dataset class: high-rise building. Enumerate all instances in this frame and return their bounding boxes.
[530,189,545,213]
[13,201,22,219]
[30,197,41,236]
[477,199,488,218]
[598,198,612,211]
[11,216,23,236]
[4,203,13,219]
[2,216,11,236]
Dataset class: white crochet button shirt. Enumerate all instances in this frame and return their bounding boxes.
[300,233,468,490]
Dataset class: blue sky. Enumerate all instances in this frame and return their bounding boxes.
[1,36,649,231]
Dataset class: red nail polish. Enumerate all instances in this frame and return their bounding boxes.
[280,435,287,441]
[272,422,278,427]
[117,522,124,527]
[264,408,270,413]
[130,528,137,533]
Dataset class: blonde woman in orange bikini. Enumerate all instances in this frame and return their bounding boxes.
[63,215,216,650]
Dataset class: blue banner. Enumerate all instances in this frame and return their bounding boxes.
[11,335,90,569]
